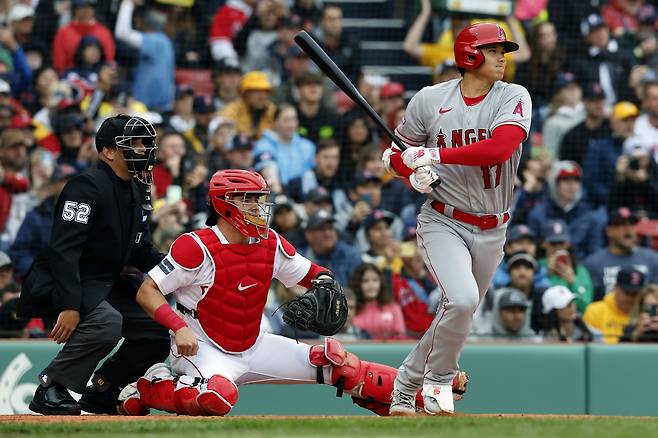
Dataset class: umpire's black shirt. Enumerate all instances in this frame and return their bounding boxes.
[20,160,164,317]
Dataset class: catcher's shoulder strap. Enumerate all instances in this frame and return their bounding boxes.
[170,233,206,271]
[271,229,296,259]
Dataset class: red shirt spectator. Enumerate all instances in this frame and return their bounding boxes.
[0,130,29,233]
[392,272,436,335]
[602,0,641,35]
[209,0,255,62]
[353,301,406,340]
[52,0,115,73]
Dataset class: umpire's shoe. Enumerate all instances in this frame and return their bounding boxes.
[79,386,121,415]
[29,383,81,415]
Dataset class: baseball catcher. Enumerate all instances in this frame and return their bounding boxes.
[118,169,467,416]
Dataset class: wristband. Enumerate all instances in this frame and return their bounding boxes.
[154,303,187,332]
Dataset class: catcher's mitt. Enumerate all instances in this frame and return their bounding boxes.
[282,276,348,336]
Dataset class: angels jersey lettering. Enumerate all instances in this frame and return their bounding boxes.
[395,78,532,214]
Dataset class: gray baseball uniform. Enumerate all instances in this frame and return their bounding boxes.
[393,78,532,391]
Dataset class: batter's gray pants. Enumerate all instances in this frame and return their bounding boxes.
[395,204,506,390]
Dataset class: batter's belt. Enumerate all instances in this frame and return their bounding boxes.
[431,200,510,231]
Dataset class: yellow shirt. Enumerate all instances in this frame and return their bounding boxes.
[420,19,522,81]
[583,293,630,344]
[220,98,276,140]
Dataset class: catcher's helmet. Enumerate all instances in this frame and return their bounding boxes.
[208,169,272,239]
[95,114,158,184]
[454,23,519,70]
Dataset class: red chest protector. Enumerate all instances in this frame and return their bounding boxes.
[192,228,277,353]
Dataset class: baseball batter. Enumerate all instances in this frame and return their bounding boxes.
[117,169,467,416]
[383,23,531,415]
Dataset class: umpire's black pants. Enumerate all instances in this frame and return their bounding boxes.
[41,289,169,394]
[42,300,123,393]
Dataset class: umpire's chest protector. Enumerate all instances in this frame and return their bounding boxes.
[192,228,276,353]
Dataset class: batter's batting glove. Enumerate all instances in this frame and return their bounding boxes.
[382,146,398,176]
[410,166,438,193]
[402,146,441,169]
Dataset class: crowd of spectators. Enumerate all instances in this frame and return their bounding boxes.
[1,0,658,345]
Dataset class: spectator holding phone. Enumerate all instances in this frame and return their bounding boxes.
[620,284,658,342]
[608,136,658,218]
[334,171,395,236]
[539,219,594,313]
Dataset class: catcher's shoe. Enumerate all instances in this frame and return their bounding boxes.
[79,385,121,415]
[421,383,454,415]
[389,389,417,416]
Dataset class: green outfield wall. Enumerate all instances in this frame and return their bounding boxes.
[1,341,656,416]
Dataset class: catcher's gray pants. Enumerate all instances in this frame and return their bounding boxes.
[42,301,123,393]
[395,204,506,390]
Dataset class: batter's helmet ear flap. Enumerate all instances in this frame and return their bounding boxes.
[456,43,485,70]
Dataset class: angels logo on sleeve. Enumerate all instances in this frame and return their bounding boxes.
[512,100,524,117]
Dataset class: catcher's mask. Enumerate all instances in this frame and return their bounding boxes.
[208,169,273,239]
[95,114,158,184]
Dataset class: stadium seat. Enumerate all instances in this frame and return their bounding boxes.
[175,69,213,97]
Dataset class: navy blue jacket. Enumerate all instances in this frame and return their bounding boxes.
[583,136,624,207]
[10,197,55,280]
[528,197,606,259]
[300,240,362,286]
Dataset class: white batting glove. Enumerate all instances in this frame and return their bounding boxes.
[402,147,441,169]
[409,166,438,194]
[382,145,400,176]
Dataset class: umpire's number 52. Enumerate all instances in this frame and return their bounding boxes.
[62,201,91,224]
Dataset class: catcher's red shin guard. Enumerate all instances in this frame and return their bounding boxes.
[196,375,239,416]
[309,338,397,405]
[137,373,239,416]
[136,375,178,413]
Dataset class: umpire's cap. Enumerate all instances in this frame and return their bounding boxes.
[95,115,131,153]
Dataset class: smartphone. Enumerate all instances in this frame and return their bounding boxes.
[166,185,183,204]
[647,304,658,317]
[553,250,570,266]
[360,194,372,205]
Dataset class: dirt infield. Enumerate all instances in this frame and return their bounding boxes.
[2,413,655,423]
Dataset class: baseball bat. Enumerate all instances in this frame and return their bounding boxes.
[294,31,440,187]
[294,31,406,151]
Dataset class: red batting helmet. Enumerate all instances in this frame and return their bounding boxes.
[208,169,272,239]
[454,23,519,70]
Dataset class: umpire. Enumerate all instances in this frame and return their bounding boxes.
[19,115,169,415]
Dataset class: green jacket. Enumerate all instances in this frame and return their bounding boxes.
[538,258,593,312]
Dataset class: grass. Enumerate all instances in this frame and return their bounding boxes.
[2,416,657,438]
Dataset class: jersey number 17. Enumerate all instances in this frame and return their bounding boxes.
[480,162,503,189]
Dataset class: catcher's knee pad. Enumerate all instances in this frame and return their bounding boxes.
[195,375,239,416]
[309,337,396,405]
[118,382,149,416]
[136,362,177,413]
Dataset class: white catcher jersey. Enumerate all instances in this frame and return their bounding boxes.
[395,78,532,214]
[148,226,311,347]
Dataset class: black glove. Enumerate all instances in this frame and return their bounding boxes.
[282,275,348,336]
